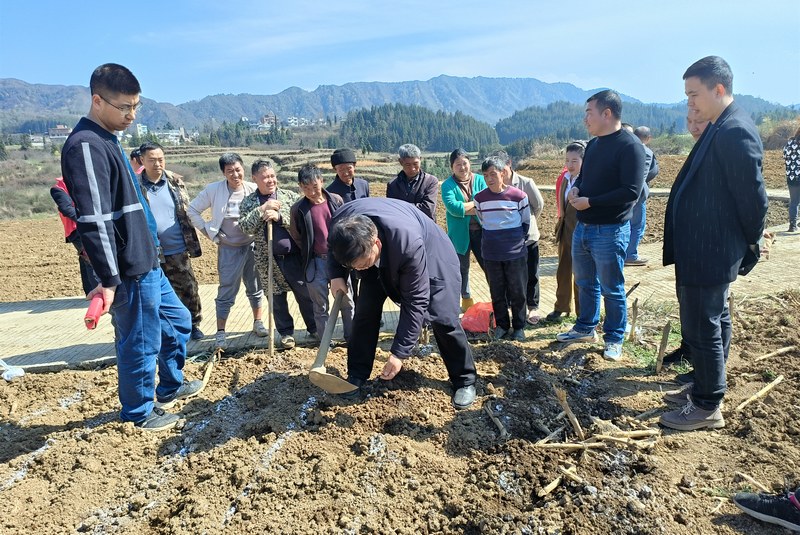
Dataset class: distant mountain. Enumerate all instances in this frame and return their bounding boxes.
[179,76,609,126]
[1,76,795,138]
[0,75,624,132]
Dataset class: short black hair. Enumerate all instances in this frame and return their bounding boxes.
[129,148,142,162]
[587,89,622,120]
[683,55,733,95]
[251,158,274,175]
[329,214,377,268]
[89,63,141,97]
[298,163,323,185]
[138,141,164,157]
[219,152,243,172]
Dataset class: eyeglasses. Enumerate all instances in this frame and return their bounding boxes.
[99,94,142,115]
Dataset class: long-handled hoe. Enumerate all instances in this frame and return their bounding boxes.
[308,290,358,394]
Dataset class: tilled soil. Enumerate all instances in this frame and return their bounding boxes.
[1,149,797,534]
[2,292,799,533]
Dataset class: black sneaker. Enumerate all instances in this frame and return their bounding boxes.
[135,407,179,432]
[675,371,695,385]
[733,491,800,531]
[190,325,205,340]
[339,377,365,400]
[155,379,205,409]
[544,310,566,323]
[662,345,692,366]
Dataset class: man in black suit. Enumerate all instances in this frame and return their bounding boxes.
[660,56,768,431]
[327,198,477,409]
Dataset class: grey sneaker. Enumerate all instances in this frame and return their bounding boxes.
[556,328,598,343]
[155,379,205,409]
[135,407,179,432]
[659,399,724,431]
[279,334,296,349]
[453,385,476,410]
[253,320,269,337]
[493,326,508,340]
[510,329,525,341]
[603,342,623,361]
[215,330,226,349]
[733,491,800,531]
[663,382,693,404]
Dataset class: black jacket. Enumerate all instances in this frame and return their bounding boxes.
[663,101,768,285]
[61,117,159,287]
[289,189,344,282]
[328,198,461,358]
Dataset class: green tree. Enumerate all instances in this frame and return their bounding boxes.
[19,134,32,151]
[0,139,8,161]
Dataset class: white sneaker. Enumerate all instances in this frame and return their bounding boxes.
[279,334,295,349]
[603,342,623,361]
[215,330,226,349]
[253,320,269,337]
[556,328,598,343]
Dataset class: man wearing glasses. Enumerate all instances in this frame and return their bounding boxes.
[61,64,201,432]
[327,197,477,410]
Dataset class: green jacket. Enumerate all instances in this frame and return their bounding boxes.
[239,188,300,293]
[441,173,486,254]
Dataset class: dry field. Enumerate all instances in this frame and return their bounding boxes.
[0,149,796,534]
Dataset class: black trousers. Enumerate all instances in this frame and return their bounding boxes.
[526,241,540,309]
[347,268,477,388]
[485,256,528,331]
[274,253,317,336]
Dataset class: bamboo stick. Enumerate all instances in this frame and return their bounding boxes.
[735,375,784,412]
[534,442,606,451]
[536,426,565,445]
[557,466,584,484]
[628,298,639,342]
[554,386,585,440]
[537,477,562,497]
[655,321,672,373]
[755,346,796,362]
[735,472,770,493]
[483,400,510,440]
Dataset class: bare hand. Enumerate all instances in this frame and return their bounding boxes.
[567,187,580,202]
[262,208,279,222]
[330,277,348,297]
[262,199,281,211]
[87,283,117,315]
[380,354,403,380]
[570,196,591,211]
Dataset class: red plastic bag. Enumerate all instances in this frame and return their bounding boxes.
[461,302,495,333]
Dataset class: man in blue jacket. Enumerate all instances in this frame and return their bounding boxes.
[660,56,768,431]
[327,198,477,409]
[61,64,201,432]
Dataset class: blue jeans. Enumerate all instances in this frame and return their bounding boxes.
[625,196,646,261]
[571,221,630,344]
[110,268,191,423]
[677,283,730,410]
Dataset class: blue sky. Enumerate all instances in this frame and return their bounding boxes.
[1,0,798,107]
